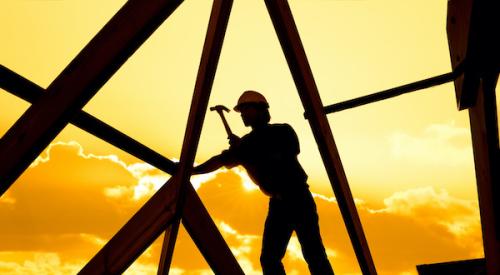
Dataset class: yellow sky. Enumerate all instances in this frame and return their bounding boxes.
[0,0,498,274]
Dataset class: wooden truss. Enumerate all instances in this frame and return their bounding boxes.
[0,0,497,274]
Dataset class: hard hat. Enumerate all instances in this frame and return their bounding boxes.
[234,90,269,112]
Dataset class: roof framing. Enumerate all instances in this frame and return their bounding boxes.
[1,0,497,274]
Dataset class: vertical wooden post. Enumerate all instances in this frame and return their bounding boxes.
[468,75,500,274]
[447,0,499,273]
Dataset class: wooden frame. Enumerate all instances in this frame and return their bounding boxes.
[1,0,496,274]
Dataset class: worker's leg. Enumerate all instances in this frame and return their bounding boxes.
[260,198,293,275]
[294,191,334,275]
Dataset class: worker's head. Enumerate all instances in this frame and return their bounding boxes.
[234,90,270,127]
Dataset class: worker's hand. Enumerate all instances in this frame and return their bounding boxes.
[228,134,241,146]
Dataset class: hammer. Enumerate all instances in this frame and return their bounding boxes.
[210,105,234,138]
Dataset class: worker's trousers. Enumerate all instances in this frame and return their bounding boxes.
[260,189,334,275]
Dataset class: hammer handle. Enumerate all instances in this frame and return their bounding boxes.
[220,113,233,137]
[215,110,233,137]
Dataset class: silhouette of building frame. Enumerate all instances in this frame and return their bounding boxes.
[0,0,497,274]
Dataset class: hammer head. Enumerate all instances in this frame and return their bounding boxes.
[209,105,230,113]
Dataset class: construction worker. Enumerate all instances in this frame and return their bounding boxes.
[193,90,334,275]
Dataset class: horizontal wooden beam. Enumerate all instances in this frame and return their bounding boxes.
[0,0,183,195]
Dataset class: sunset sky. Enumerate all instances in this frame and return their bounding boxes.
[1,0,498,274]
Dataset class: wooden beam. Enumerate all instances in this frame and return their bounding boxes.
[79,179,242,274]
[155,0,234,272]
[447,1,499,273]
[0,65,243,275]
[182,183,245,274]
[157,220,181,275]
[468,74,500,274]
[159,182,247,275]
[174,0,233,187]
[264,0,377,274]
[79,176,181,274]
[0,0,184,195]
[447,0,499,109]
[0,65,176,175]
[319,71,458,116]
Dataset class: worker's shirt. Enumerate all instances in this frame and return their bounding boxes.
[220,123,308,197]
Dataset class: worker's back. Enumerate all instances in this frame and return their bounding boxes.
[224,123,308,196]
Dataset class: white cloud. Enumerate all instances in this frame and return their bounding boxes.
[28,141,267,202]
[286,236,337,263]
[368,186,481,253]
[4,140,486,274]
[231,167,259,192]
[30,141,129,169]
[29,141,174,201]
[123,261,161,275]
[389,121,472,166]
[0,252,83,275]
[215,220,262,274]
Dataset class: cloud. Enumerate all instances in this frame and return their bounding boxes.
[216,221,262,275]
[0,141,167,273]
[0,140,485,275]
[389,121,472,166]
[30,141,129,169]
[0,251,177,275]
[30,141,171,202]
[286,236,338,261]
[0,141,264,274]
[367,187,482,253]
[0,252,83,275]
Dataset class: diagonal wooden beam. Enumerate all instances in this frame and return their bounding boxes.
[157,220,181,275]
[0,0,184,195]
[264,0,377,274]
[0,64,243,274]
[156,0,235,272]
[79,178,243,274]
[0,65,176,175]
[79,176,180,274]
[182,181,245,274]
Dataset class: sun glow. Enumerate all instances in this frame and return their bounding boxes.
[232,167,259,192]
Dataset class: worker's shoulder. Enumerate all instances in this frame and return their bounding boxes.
[269,123,294,131]
[268,123,297,136]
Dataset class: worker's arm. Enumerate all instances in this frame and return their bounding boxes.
[192,154,226,175]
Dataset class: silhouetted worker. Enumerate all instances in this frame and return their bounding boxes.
[193,91,334,275]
